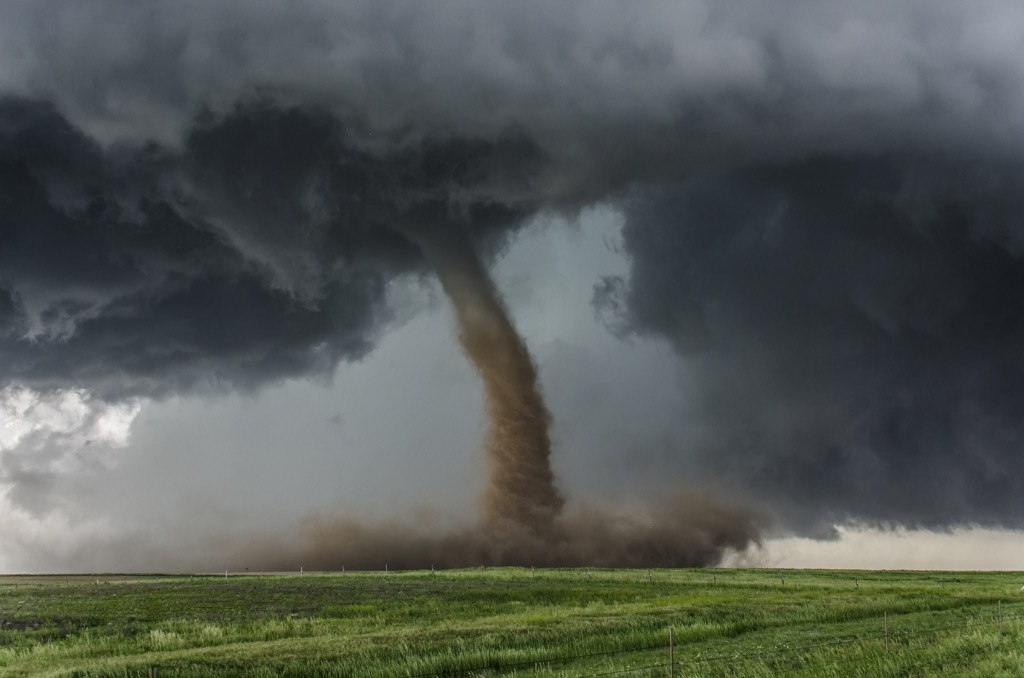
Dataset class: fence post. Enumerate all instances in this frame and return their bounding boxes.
[669,627,674,678]
[884,612,888,653]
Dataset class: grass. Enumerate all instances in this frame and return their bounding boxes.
[0,568,1021,676]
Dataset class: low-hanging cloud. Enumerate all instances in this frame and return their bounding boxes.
[596,157,1024,531]
[0,97,538,399]
[2,0,1024,547]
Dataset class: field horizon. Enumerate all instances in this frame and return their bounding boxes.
[3,565,1024,577]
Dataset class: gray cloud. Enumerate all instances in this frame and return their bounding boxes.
[598,156,1024,530]
[0,97,535,399]
[4,1,1024,164]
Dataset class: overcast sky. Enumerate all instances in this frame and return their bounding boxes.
[3,0,1024,571]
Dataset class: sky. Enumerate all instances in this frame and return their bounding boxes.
[2,0,1024,571]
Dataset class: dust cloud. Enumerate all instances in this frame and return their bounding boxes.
[221,492,763,571]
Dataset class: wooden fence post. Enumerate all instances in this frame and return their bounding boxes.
[669,627,674,678]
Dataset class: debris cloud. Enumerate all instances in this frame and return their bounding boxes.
[278,492,762,570]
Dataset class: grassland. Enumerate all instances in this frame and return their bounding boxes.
[0,568,1022,676]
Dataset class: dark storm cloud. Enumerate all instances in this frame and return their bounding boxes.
[0,97,536,398]
[598,157,1024,530]
[2,0,1024,533]
[4,2,1023,165]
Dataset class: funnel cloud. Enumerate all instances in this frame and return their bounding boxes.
[416,222,562,532]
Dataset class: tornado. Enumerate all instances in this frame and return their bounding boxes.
[414,220,564,533]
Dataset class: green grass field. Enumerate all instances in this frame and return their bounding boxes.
[0,568,1022,677]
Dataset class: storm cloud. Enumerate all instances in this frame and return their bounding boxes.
[3,0,1024,550]
[598,157,1024,530]
[0,97,536,398]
